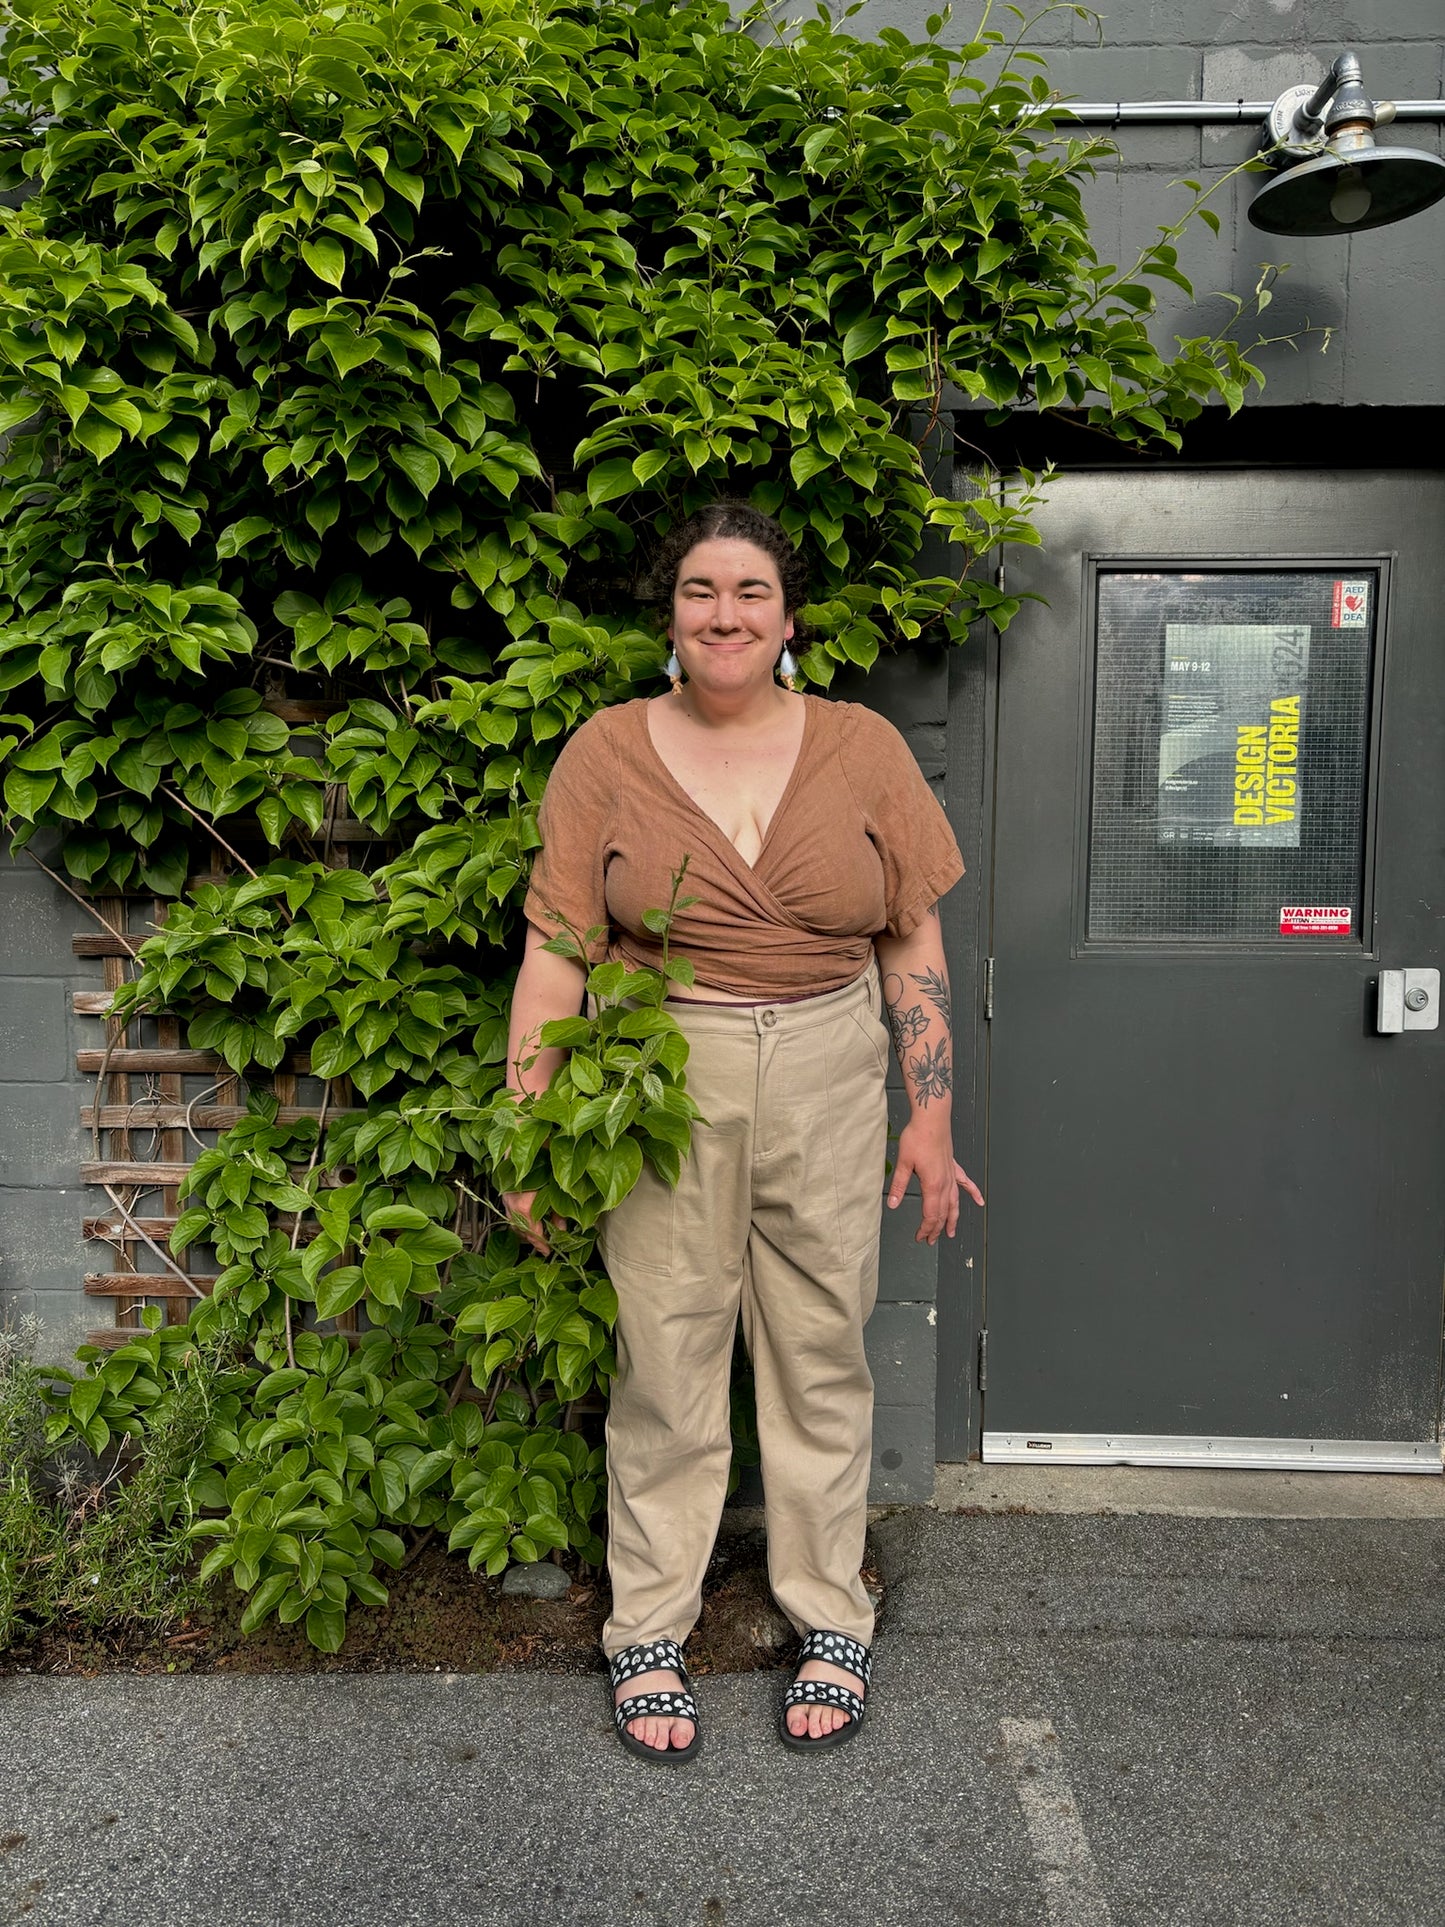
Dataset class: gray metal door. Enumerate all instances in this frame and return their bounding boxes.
[983,470,1445,1471]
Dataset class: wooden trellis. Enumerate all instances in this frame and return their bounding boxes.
[72,873,357,1346]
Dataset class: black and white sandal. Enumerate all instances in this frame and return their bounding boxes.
[778,1629,872,1751]
[608,1638,702,1764]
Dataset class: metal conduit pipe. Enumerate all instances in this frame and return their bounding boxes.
[1050,101,1445,124]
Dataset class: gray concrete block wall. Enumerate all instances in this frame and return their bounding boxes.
[0,839,98,1361]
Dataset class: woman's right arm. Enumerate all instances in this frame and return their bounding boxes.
[500,919,589,1255]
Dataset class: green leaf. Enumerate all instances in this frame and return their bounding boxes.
[72,416,123,462]
[315,1265,366,1320]
[842,316,888,364]
[305,1603,347,1653]
[790,445,832,487]
[240,1572,292,1634]
[0,399,42,436]
[586,459,636,508]
[632,450,670,484]
[69,1377,105,1425]
[363,1239,413,1307]
[407,1448,453,1496]
[300,235,347,289]
[596,1137,643,1212]
[363,1204,430,1232]
[217,517,275,558]
[370,1458,408,1514]
[394,445,441,498]
[369,1528,407,1569]
[4,768,57,818]
[309,1030,361,1080]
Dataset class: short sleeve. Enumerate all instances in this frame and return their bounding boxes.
[522,713,617,961]
[840,705,964,938]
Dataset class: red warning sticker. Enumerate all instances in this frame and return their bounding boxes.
[1279,905,1352,935]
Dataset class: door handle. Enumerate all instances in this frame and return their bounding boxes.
[1376,968,1440,1032]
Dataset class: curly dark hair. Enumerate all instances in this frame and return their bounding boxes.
[640,500,809,615]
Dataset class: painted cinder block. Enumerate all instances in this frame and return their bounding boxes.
[0,1081,87,1189]
[877,1205,938,1304]
[866,1299,937,1408]
[1030,44,1204,102]
[870,1403,937,1503]
[1067,0,1211,47]
[1340,233,1445,408]
[1084,122,1204,170]
[0,1185,90,1339]
[0,979,74,1084]
[1277,2,1445,46]
[835,648,950,736]
[764,1,1077,51]
[0,871,90,973]
[3,1286,93,1363]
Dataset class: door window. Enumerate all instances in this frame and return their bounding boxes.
[1085,568,1378,944]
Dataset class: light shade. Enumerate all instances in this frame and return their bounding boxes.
[1249,144,1445,236]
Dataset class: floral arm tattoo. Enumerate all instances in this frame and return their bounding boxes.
[881,971,928,1055]
[882,952,955,1109]
[906,1037,952,1104]
[909,966,951,1034]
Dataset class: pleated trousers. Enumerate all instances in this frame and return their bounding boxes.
[598,961,890,1656]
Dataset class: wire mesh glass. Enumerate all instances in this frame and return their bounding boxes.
[1086,570,1376,944]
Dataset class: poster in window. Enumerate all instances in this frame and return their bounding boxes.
[1157,624,1309,847]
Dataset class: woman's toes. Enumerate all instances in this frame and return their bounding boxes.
[625,1713,693,1751]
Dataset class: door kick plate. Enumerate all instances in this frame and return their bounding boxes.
[983,1432,1442,1473]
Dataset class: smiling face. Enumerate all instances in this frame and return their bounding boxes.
[668,537,795,701]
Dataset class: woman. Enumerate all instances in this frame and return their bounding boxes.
[502,501,982,1760]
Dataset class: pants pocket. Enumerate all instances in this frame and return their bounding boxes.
[848,1004,892,1079]
[598,1154,675,1275]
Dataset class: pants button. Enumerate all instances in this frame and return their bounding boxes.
[760,1009,778,1027]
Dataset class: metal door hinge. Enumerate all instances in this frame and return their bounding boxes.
[978,1328,988,1392]
[984,957,994,1021]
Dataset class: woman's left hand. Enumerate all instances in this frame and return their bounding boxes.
[887,1114,984,1245]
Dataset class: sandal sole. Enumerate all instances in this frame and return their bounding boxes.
[778,1714,862,1752]
[617,1729,703,1765]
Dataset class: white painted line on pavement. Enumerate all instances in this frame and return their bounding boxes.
[1000,1716,1114,1927]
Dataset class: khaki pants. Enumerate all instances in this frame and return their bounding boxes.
[598,962,890,1656]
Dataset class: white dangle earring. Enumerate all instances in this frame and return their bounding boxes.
[666,649,683,695]
[777,646,798,691]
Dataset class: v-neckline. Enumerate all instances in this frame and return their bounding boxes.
[639,695,813,874]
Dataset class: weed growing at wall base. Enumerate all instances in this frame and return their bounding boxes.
[0,1315,225,1648]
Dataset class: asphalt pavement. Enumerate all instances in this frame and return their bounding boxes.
[2,1485,1444,1927]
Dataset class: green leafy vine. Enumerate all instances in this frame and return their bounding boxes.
[0,0,1265,1648]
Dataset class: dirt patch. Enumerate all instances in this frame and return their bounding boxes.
[0,1528,883,1680]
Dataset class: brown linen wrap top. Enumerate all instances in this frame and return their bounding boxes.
[522,695,965,1000]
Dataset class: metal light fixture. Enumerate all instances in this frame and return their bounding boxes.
[1249,51,1445,236]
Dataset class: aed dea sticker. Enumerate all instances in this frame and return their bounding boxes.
[1331,580,1369,627]
[1280,905,1352,936]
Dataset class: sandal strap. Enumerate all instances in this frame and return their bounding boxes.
[798,1629,872,1688]
[614,1688,698,1731]
[782,1678,865,1725]
[608,1638,687,1689]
